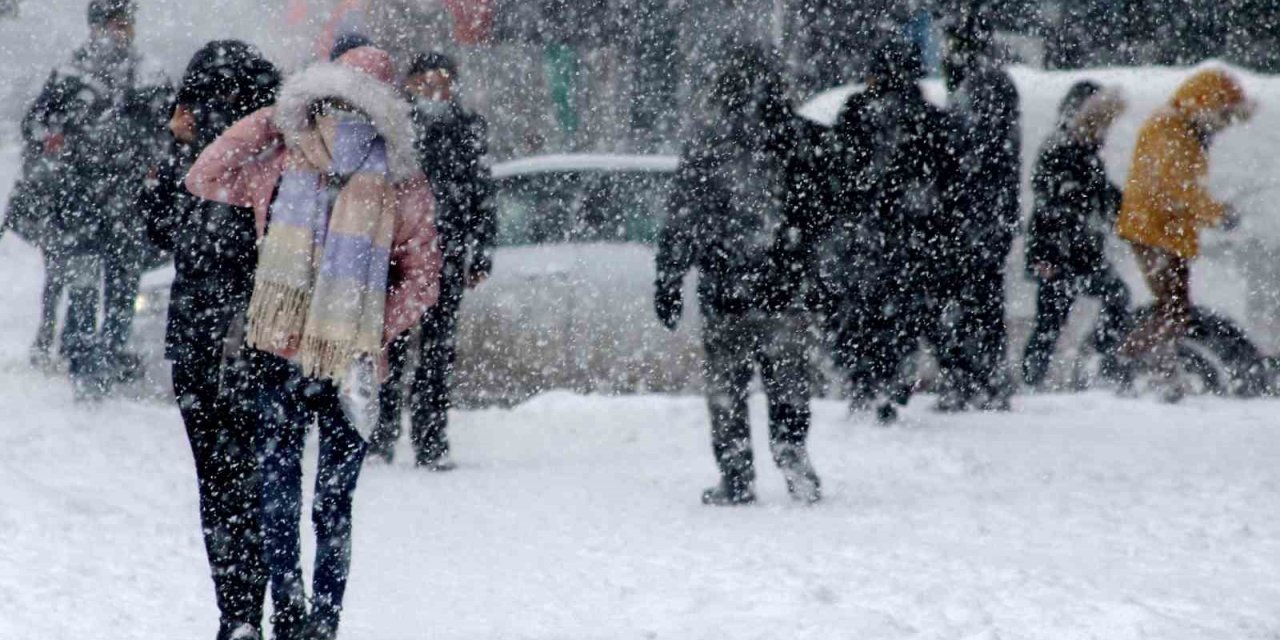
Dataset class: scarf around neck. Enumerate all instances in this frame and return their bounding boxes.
[246,113,399,380]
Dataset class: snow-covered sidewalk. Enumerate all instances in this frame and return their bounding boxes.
[2,236,1279,639]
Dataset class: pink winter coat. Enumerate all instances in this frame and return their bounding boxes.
[185,47,442,348]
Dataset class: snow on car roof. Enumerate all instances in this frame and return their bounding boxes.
[492,154,681,179]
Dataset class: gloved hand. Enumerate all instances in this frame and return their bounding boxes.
[1221,205,1243,232]
[655,282,684,331]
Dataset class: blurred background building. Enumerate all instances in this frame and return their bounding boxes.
[2,0,1276,157]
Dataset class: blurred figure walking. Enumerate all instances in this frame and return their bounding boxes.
[655,45,822,506]
[938,13,1023,412]
[186,46,442,640]
[1022,81,1131,390]
[368,51,495,470]
[1117,69,1254,402]
[828,35,954,424]
[144,40,281,640]
[22,0,169,397]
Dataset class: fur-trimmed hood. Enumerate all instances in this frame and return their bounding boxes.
[272,53,418,182]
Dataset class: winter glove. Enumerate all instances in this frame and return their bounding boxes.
[1221,205,1242,232]
[655,282,684,331]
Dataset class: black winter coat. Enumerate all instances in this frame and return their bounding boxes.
[1025,137,1122,280]
[829,84,955,292]
[656,113,823,318]
[22,41,171,257]
[411,101,496,294]
[144,149,257,365]
[945,64,1022,265]
[143,41,279,365]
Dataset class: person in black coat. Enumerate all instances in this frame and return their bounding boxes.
[368,51,496,470]
[142,40,280,640]
[22,0,170,396]
[1022,81,1131,388]
[828,35,957,423]
[655,44,822,506]
[939,13,1023,411]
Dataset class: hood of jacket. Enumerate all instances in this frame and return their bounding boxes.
[272,46,417,182]
[1171,68,1248,121]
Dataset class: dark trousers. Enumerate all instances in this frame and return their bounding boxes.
[1023,267,1131,387]
[59,253,102,381]
[950,256,1012,399]
[702,311,812,484]
[1123,244,1191,376]
[253,352,367,637]
[34,249,73,356]
[101,252,142,359]
[840,273,948,403]
[371,277,462,464]
[172,354,267,630]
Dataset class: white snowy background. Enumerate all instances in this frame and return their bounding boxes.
[0,3,1279,638]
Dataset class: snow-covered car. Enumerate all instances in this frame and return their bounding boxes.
[451,153,703,406]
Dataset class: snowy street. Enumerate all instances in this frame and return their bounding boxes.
[2,234,1278,639]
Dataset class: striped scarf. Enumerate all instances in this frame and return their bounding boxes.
[247,115,397,380]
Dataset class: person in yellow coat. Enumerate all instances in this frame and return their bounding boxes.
[1117,68,1254,399]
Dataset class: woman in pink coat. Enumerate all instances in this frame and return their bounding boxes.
[186,46,441,640]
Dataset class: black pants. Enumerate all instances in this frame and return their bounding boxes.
[172,353,267,630]
[950,256,1011,399]
[840,270,949,403]
[101,251,142,360]
[1023,267,1131,387]
[370,278,463,464]
[34,249,73,356]
[702,311,812,484]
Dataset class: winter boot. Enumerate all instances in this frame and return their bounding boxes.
[415,454,457,472]
[875,401,899,426]
[772,443,822,504]
[304,621,337,640]
[365,441,395,465]
[701,472,756,506]
[217,622,262,640]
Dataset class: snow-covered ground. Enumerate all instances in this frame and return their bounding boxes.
[3,203,1280,639]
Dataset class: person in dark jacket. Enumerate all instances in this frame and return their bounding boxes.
[23,0,170,397]
[368,51,495,470]
[828,35,956,424]
[939,13,1023,411]
[655,44,822,506]
[1022,81,1131,388]
[142,40,281,640]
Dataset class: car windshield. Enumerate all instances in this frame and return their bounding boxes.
[493,170,673,246]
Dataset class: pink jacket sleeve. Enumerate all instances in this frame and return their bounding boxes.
[185,107,285,237]
[384,174,443,344]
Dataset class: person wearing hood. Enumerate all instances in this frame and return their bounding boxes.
[939,12,1022,411]
[141,40,280,640]
[186,46,442,640]
[368,51,495,470]
[21,0,169,396]
[827,35,956,424]
[655,44,822,507]
[1022,81,1131,389]
[1116,68,1254,401]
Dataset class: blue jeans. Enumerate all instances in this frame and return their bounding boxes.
[253,352,367,637]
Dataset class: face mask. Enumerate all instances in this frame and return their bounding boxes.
[414,98,453,121]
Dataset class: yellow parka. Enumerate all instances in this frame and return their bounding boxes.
[1117,69,1248,259]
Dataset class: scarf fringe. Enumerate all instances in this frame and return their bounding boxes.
[246,282,311,352]
[298,335,385,381]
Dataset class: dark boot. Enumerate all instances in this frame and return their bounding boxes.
[772,443,821,504]
[701,473,757,506]
[217,622,262,640]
